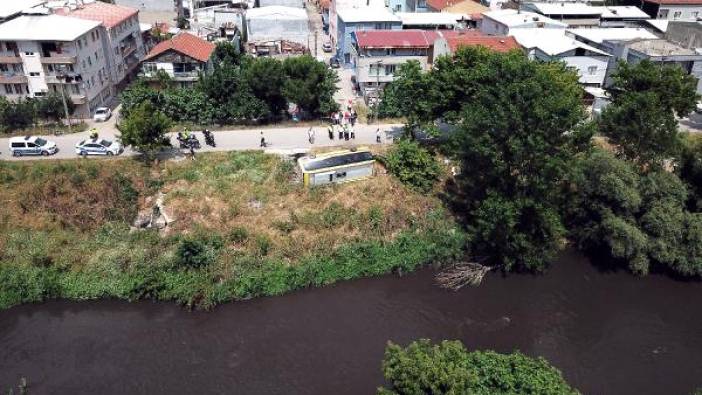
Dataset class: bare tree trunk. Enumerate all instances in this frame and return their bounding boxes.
[436,261,495,290]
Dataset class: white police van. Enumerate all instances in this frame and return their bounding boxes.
[9,136,58,157]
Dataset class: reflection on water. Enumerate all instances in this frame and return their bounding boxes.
[1,252,701,395]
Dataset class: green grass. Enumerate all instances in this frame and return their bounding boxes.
[0,153,466,310]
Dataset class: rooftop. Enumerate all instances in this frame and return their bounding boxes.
[427,0,487,12]
[567,27,658,44]
[512,29,609,56]
[526,2,602,16]
[482,10,567,28]
[246,5,308,18]
[0,14,101,41]
[644,0,702,5]
[396,12,463,26]
[627,38,699,56]
[144,32,216,63]
[337,6,401,23]
[0,0,45,20]
[65,1,139,29]
[645,19,669,32]
[599,6,650,19]
[354,29,436,48]
[446,33,520,52]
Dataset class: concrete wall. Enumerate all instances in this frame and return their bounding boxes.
[666,21,702,49]
[655,4,702,21]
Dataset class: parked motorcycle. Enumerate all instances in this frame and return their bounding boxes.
[203,129,215,147]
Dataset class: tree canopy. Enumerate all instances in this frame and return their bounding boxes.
[382,139,442,193]
[117,101,172,156]
[378,339,578,395]
[599,60,699,168]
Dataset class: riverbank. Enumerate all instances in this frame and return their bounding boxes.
[2,253,701,395]
[0,152,465,310]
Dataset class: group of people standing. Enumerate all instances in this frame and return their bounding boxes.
[326,106,357,142]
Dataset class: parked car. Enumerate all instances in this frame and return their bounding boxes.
[322,41,333,52]
[329,57,340,69]
[696,101,702,113]
[9,136,58,156]
[93,107,112,122]
[75,138,123,156]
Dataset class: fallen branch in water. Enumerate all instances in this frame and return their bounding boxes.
[436,261,494,290]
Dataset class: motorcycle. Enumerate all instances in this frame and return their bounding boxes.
[203,129,216,147]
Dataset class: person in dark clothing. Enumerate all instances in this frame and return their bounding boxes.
[260,131,266,148]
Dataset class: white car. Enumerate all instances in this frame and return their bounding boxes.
[696,101,702,113]
[93,107,112,122]
[9,136,58,156]
[75,138,123,156]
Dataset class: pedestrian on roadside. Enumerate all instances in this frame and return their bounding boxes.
[376,128,382,144]
[350,125,355,139]
[260,131,266,148]
[308,127,315,144]
[190,144,195,160]
[338,124,343,140]
[350,109,357,126]
[89,128,98,140]
[343,124,350,141]
[328,124,334,140]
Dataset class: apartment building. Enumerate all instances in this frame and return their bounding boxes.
[0,14,112,118]
[64,1,146,89]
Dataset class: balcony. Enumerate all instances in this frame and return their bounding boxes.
[0,73,27,83]
[172,71,200,80]
[45,74,82,84]
[121,44,137,58]
[0,55,22,64]
[41,54,77,64]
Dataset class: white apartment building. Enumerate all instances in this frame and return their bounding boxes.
[0,14,112,118]
[480,10,567,36]
[64,1,146,90]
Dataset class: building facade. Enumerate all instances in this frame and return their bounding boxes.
[336,7,402,64]
[642,0,702,21]
[140,32,215,88]
[0,14,113,118]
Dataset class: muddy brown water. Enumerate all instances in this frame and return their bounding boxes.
[1,252,702,395]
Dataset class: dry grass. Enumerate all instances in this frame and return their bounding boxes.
[159,151,440,262]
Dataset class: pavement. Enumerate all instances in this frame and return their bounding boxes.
[0,116,404,161]
[678,113,702,133]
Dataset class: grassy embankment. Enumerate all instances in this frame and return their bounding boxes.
[0,151,465,310]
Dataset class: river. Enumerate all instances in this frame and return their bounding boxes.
[1,252,701,394]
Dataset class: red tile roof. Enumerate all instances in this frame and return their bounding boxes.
[144,33,216,63]
[67,1,138,29]
[427,0,461,10]
[644,0,702,4]
[447,34,520,53]
[355,30,435,48]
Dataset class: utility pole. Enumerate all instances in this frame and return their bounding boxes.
[374,59,382,126]
[315,30,318,57]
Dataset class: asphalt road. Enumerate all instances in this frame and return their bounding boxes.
[0,122,403,161]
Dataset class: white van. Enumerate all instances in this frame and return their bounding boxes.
[9,136,58,156]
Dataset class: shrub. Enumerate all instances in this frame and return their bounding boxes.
[382,139,441,192]
[175,236,220,269]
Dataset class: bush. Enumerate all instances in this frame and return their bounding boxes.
[175,235,221,269]
[378,339,578,395]
[382,139,441,192]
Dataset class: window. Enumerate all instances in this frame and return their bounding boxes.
[78,40,82,50]
[33,91,45,97]
[29,72,39,76]
[385,64,396,75]
[143,62,157,73]
[11,142,24,148]
[658,9,669,18]
[674,11,682,19]
[693,11,699,18]
[82,60,86,68]
[13,84,23,93]
[0,64,6,72]
[24,51,34,56]
[88,57,92,66]
[4,84,12,94]
[588,65,597,75]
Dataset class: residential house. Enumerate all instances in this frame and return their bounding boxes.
[328,0,385,48]
[0,14,113,118]
[246,6,310,48]
[64,1,146,90]
[140,32,215,88]
[641,0,702,21]
[0,0,45,23]
[511,29,610,86]
[599,6,651,27]
[336,7,402,64]
[352,29,518,99]
[480,10,567,35]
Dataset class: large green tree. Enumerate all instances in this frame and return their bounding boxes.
[447,48,590,270]
[117,102,172,156]
[383,139,442,192]
[378,339,578,395]
[282,55,338,117]
[599,60,698,167]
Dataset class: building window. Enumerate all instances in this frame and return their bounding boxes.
[674,11,682,19]
[693,11,699,18]
[385,64,396,75]
[4,84,12,94]
[24,51,34,56]
[34,91,45,97]
[29,72,39,76]
[78,40,82,50]
[0,64,6,72]
[88,57,92,66]
[588,66,597,75]
[658,9,669,18]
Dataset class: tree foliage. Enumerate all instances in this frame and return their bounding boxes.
[383,139,441,192]
[378,339,578,395]
[568,149,702,276]
[599,60,699,167]
[117,101,172,156]
[0,94,75,133]
[120,54,338,124]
